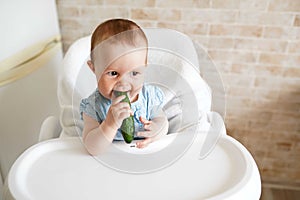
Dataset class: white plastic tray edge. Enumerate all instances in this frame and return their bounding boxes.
[8,137,83,200]
[208,135,261,200]
[8,136,261,200]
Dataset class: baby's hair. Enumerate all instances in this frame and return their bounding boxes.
[90,18,148,62]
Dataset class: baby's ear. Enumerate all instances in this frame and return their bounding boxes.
[87,60,95,73]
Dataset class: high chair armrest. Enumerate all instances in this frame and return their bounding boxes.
[38,116,62,142]
[207,111,226,136]
[199,111,226,159]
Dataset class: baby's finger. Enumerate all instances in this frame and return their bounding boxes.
[136,138,153,148]
[118,109,131,120]
[137,130,158,138]
[139,116,151,125]
[113,102,130,110]
[111,109,131,127]
[113,107,131,120]
[137,130,151,138]
[129,110,134,116]
[111,95,126,105]
[143,123,153,131]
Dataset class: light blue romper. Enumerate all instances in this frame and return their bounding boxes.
[80,84,164,140]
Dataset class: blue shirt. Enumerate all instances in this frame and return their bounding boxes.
[80,84,164,140]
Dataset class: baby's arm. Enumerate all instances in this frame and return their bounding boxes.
[82,95,131,155]
[82,114,116,155]
[136,109,169,148]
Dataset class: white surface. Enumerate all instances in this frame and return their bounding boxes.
[0,0,62,182]
[0,51,61,182]
[8,134,261,200]
[0,0,60,61]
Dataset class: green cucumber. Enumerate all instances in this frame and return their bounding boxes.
[114,91,135,143]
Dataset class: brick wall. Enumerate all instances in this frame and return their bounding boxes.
[56,0,300,186]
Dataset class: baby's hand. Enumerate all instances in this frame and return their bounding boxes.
[105,95,132,130]
[136,116,168,148]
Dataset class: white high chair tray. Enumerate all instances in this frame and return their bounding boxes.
[8,134,260,200]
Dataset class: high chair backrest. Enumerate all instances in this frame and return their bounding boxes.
[58,28,212,137]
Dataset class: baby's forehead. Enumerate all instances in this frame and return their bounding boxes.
[104,64,146,70]
[101,59,146,76]
[98,45,146,59]
[105,44,146,54]
[94,42,146,58]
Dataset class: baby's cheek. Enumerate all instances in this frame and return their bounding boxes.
[134,81,144,91]
[134,76,145,86]
[130,87,142,102]
[98,80,113,98]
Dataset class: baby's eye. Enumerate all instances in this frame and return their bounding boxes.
[131,71,139,76]
[107,71,118,77]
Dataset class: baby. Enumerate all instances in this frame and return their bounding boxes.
[80,19,169,155]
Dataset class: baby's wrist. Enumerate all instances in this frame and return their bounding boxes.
[101,120,119,133]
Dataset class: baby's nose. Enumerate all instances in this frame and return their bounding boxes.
[114,78,131,92]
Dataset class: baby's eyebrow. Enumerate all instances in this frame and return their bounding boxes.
[104,69,118,73]
[132,66,146,71]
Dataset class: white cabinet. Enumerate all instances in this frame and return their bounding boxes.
[0,0,62,186]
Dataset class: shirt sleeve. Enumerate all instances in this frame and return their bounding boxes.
[79,98,100,122]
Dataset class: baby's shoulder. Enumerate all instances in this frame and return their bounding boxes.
[82,89,109,106]
[83,89,98,102]
[142,84,164,103]
[142,84,163,95]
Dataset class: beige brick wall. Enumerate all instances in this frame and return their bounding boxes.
[56,0,300,186]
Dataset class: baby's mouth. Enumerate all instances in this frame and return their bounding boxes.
[113,85,131,96]
[113,85,131,92]
[112,90,131,98]
[112,90,139,103]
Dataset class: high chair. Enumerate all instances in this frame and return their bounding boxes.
[5,28,261,200]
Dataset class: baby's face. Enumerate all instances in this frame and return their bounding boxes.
[97,50,147,102]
